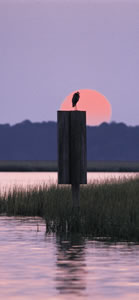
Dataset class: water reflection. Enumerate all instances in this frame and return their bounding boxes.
[55,234,87,297]
[1,216,139,300]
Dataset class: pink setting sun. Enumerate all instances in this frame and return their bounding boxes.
[60,89,112,126]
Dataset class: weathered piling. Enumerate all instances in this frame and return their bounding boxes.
[58,111,87,212]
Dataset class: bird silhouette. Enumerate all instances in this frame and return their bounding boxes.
[72,91,80,110]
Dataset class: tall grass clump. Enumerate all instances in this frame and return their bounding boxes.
[43,177,139,240]
[0,177,139,240]
[79,178,139,240]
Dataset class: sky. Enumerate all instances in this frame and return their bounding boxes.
[0,0,138,125]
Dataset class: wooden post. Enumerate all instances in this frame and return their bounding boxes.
[72,184,80,209]
[58,111,70,184]
[70,111,87,185]
[58,110,87,211]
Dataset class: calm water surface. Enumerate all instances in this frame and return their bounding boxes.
[0,216,139,300]
[0,173,139,299]
[0,172,138,193]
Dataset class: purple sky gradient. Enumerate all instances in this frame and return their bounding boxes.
[0,0,138,125]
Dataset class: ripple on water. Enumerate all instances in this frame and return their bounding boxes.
[0,216,139,300]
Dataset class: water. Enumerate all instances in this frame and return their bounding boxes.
[0,172,138,193]
[0,172,139,299]
[0,216,139,300]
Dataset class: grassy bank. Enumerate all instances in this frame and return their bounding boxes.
[1,177,139,240]
[0,160,139,172]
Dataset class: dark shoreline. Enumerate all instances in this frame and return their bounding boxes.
[0,160,139,172]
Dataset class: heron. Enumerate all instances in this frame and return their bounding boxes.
[72,91,80,110]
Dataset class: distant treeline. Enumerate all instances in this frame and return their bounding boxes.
[0,120,139,161]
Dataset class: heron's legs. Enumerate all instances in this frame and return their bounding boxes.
[73,105,78,111]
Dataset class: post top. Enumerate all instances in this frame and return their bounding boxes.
[57,110,86,112]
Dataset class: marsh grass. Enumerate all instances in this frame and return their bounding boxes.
[0,177,139,240]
